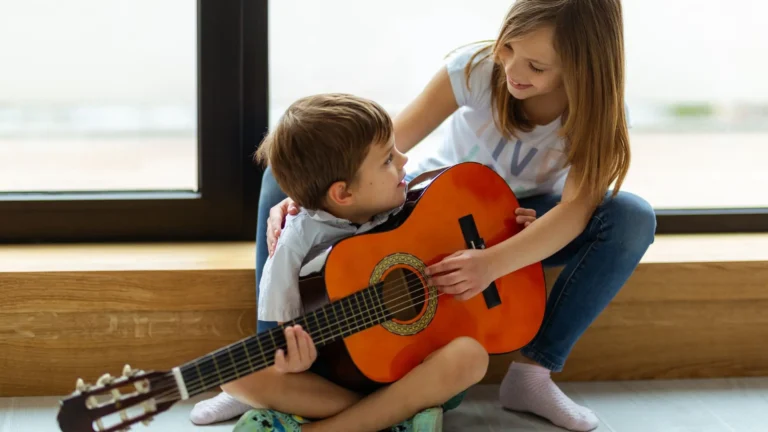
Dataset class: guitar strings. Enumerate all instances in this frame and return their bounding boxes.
[151,272,480,404]
[168,270,433,395]
[153,273,435,402]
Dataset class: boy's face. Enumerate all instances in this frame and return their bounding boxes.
[346,136,409,218]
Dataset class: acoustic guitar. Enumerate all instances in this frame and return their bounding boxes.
[56,162,546,432]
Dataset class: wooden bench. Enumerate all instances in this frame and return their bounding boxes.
[1,235,767,396]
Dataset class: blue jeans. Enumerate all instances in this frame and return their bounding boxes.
[255,167,656,372]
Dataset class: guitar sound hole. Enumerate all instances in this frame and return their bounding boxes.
[381,267,425,322]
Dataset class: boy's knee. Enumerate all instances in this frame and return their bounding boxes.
[443,337,489,385]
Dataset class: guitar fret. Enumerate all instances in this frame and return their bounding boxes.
[356,292,369,330]
[375,284,389,320]
[368,285,384,323]
[366,287,382,324]
[227,348,240,379]
[312,311,322,343]
[343,297,357,334]
[241,340,254,371]
[194,361,207,390]
[330,301,345,337]
[255,333,268,366]
[322,307,332,341]
[211,354,224,384]
[352,291,368,330]
[358,291,370,329]
[295,315,307,333]
[268,328,278,352]
[342,299,353,336]
[342,300,354,338]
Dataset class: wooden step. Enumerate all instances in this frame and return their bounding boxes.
[1,235,767,397]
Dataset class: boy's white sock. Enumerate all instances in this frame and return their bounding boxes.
[500,362,599,431]
[189,392,251,425]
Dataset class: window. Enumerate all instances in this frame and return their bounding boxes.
[269,0,767,234]
[0,0,268,241]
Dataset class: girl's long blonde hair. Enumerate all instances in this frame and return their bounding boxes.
[467,0,630,206]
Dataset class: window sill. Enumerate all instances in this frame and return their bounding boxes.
[2,234,768,396]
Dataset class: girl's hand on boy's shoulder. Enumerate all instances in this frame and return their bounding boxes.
[274,324,317,374]
[267,197,300,257]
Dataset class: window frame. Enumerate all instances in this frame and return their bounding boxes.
[0,0,268,243]
[655,208,768,234]
[2,1,763,241]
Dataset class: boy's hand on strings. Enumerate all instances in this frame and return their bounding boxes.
[267,197,300,256]
[274,325,317,374]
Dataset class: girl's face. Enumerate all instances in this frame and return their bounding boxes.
[497,25,563,100]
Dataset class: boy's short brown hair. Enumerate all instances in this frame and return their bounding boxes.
[255,93,393,210]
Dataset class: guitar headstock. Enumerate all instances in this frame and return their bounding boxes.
[57,365,178,432]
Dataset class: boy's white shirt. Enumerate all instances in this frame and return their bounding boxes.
[257,206,401,322]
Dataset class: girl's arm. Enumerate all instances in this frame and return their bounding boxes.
[393,66,459,154]
[486,169,596,279]
[426,168,596,299]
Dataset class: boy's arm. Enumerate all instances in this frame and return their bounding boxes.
[258,234,306,325]
[260,232,318,373]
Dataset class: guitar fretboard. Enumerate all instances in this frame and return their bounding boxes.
[178,282,392,397]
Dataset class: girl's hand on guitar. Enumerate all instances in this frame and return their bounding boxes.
[426,207,535,300]
[267,197,300,257]
[426,249,494,301]
[516,207,537,227]
[274,325,317,374]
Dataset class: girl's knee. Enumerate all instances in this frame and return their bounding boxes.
[601,191,657,251]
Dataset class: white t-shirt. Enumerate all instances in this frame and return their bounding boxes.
[406,44,570,198]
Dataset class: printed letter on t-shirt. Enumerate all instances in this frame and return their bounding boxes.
[491,138,538,177]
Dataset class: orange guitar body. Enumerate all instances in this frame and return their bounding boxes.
[299,162,547,392]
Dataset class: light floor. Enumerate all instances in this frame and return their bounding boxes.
[4,378,768,432]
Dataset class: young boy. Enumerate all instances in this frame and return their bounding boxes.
[191,93,489,431]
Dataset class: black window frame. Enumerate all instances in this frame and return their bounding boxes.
[1,1,765,242]
[655,208,768,234]
[0,0,268,243]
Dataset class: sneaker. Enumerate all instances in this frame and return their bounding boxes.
[390,407,443,432]
[189,392,251,425]
[233,408,309,432]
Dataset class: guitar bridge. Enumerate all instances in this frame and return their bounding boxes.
[458,215,502,309]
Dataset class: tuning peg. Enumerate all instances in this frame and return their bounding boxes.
[122,364,133,377]
[142,399,157,414]
[141,418,153,426]
[97,373,114,387]
[75,378,89,392]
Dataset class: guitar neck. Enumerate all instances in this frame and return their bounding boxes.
[176,283,391,398]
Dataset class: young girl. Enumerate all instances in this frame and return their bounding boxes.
[194,0,656,430]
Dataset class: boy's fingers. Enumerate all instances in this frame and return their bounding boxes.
[296,329,310,364]
[285,326,300,364]
[274,349,286,372]
[306,332,317,361]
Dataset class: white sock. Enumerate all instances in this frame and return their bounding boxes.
[500,362,599,431]
[189,392,252,425]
